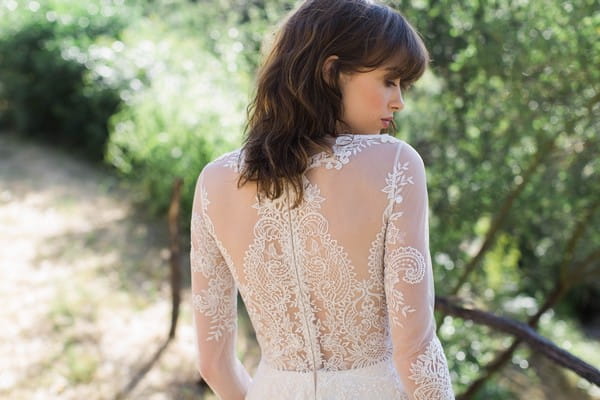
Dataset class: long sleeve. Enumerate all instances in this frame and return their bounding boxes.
[190,168,251,399]
[383,144,454,400]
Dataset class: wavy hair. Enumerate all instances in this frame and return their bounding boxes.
[238,0,429,207]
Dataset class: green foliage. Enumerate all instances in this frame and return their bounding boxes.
[483,233,521,295]
[438,315,533,399]
[392,1,599,396]
[392,0,600,285]
[1,0,598,396]
[104,14,251,217]
[0,0,143,159]
[63,340,99,384]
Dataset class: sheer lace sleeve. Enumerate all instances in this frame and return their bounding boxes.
[383,143,454,400]
[190,167,250,399]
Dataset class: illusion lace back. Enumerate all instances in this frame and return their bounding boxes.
[191,134,455,399]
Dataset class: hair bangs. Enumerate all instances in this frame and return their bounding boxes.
[360,5,429,88]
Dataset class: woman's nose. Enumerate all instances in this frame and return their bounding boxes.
[390,89,405,111]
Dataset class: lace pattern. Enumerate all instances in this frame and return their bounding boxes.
[191,184,236,341]
[242,174,391,371]
[191,134,455,399]
[409,336,455,400]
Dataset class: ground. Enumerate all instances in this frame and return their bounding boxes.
[0,133,596,399]
[0,133,223,399]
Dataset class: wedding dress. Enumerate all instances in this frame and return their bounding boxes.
[191,133,455,399]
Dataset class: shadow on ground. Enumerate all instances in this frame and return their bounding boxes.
[0,133,212,400]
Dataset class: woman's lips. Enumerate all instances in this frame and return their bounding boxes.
[381,118,392,128]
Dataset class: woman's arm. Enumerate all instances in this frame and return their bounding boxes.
[383,143,454,399]
[191,168,251,399]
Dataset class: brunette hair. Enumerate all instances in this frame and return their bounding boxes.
[238,0,429,207]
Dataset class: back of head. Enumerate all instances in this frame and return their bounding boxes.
[239,0,429,207]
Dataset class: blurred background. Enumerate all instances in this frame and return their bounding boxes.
[0,0,598,399]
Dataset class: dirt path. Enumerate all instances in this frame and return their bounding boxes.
[0,133,215,399]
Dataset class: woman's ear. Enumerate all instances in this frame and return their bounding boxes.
[322,55,339,86]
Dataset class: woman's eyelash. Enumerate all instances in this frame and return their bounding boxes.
[385,79,412,90]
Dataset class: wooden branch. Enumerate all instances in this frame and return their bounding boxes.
[454,256,590,398]
[569,248,600,287]
[114,339,171,400]
[445,110,598,363]
[586,90,600,114]
[448,251,598,398]
[168,177,183,339]
[450,134,558,296]
[436,296,600,386]
[559,199,600,283]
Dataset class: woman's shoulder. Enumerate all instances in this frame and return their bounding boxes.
[201,148,243,175]
[194,148,243,191]
[355,135,426,177]
[209,148,243,172]
[335,134,422,163]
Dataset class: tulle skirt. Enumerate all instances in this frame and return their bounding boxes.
[246,357,409,400]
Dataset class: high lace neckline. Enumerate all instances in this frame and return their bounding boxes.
[333,133,390,145]
[338,133,389,136]
[334,133,392,145]
[304,134,388,158]
[335,133,390,138]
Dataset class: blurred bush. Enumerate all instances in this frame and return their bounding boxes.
[0,0,253,216]
[0,1,598,398]
[103,10,252,217]
[0,0,145,160]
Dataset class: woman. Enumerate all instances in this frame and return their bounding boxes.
[190,0,455,398]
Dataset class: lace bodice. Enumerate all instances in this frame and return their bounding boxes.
[191,134,454,399]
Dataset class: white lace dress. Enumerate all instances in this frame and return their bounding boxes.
[191,134,455,399]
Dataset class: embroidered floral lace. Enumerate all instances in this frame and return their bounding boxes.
[191,134,454,399]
